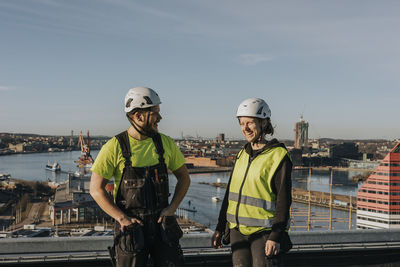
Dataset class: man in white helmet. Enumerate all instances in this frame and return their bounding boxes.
[212,98,292,267]
[90,87,190,267]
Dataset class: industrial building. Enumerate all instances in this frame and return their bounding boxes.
[329,142,362,160]
[49,173,108,226]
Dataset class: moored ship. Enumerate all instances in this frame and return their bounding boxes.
[45,162,61,172]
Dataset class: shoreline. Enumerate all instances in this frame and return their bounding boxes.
[0,148,88,157]
[294,166,373,172]
[186,167,232,174]
[6,165,370,182]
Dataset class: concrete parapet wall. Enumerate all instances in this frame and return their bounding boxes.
[0,233,213,255]
[290,229,400,244]
[2,230,400,255]
[3,231,400,266]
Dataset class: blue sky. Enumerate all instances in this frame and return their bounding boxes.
[0,0,399,140]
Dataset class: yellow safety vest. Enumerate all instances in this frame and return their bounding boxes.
[227,146,290,235]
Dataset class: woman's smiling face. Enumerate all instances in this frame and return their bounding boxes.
[239,116,263,143]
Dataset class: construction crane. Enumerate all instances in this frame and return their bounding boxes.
[75,131,93,168]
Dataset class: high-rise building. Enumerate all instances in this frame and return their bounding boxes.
[357,142,400,229]
[294,116,309,149]
[218,133,225,143]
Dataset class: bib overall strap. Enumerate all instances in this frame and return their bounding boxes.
[115,131,132,165]
[151,133,166,166]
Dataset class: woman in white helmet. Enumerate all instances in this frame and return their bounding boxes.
[90,87,190,267]
[212,98,293,267]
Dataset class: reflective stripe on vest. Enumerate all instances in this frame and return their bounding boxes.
[228,192,276,211]
[227,146,290,235]
[226,213,274,227]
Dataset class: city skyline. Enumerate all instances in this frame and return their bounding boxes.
[1,130,399,142]
[1,1,399,140]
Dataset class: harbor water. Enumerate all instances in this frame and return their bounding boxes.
[0,151,366,231]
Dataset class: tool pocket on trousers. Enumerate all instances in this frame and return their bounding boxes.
[117,224,145,255]
[160,216,183,246]
[121,177,146,209]
[153,180,169,208]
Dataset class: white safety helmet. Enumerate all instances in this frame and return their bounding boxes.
[124,87,161,113]
[236,98,271,119]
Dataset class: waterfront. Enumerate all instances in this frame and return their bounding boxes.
[0,151,365,231]
[0,150,100,182]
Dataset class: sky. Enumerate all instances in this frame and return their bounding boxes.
[0,0,399,140]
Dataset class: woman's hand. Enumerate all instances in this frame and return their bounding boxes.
[265,240,280,257]
[211,231,223,249]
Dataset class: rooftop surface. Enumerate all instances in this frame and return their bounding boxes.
[1,229,400,266]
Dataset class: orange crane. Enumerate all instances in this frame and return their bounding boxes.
[76,131,93,166]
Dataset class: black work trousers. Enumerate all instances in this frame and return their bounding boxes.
[230,228,284,267]
[114,218,184,267]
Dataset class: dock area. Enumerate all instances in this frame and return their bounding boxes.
[200,181,357,212]
[292,187,356,212]
[185,167,232,174]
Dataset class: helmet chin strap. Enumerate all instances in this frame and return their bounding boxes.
[251,134,264,145]
[127,112,156,138]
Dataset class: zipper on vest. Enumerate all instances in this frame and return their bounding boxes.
[235,156,252,227]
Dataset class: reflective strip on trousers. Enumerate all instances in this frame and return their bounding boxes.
[226,213,274,227]
[229,192,276,211]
